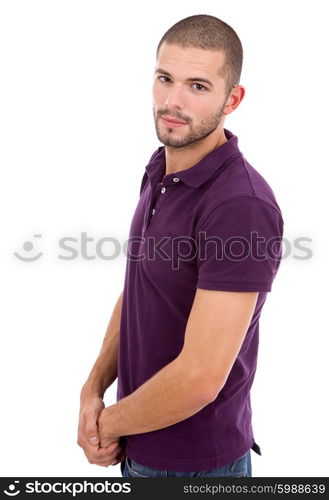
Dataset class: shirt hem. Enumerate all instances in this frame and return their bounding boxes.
[196,280,272,292]
[125,437,254,472]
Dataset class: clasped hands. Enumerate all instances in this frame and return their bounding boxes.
[77,396,126,468]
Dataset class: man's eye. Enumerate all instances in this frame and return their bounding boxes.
[192,83,207,92]
[158,76,171,83]
[157,76,207,92]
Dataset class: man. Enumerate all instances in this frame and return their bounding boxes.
[77,14,284,477]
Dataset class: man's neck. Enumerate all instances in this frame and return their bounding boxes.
[164,128,228,176]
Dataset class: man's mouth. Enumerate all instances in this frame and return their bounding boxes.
[161,116,187,127]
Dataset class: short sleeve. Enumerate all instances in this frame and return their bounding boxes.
[195,196,284,292]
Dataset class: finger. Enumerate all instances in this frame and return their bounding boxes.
[85,415,100,446]
[77,414,86,448]
[90,448,120,463]
[83,449,95,465]
[95,441,120,457]
[110,448,126,465]
[80,438,122,463]
[99,434,120,449]
[90,450,121,467]
[97,439,120,455]
[111,449,126,466]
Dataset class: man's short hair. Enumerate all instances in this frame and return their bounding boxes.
[156,14,243,97]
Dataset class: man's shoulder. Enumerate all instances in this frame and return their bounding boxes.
[204,153,283,217]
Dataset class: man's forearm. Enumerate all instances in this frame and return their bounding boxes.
[98,355,213,442]
[81,291,123,400]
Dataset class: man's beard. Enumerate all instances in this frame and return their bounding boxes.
[153,102,226,150]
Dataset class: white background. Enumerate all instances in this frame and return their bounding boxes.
[0,0,328,477]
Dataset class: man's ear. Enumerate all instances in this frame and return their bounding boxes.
[223,85,245,115]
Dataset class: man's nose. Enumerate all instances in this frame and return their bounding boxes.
[164,84,185,109]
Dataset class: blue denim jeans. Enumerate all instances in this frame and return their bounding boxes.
[120,449,252,477]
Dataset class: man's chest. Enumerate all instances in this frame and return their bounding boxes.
[127,182,201,279]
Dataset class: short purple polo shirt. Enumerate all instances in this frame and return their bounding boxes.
[116,128,284,472]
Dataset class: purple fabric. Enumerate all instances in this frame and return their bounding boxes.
[116,128,284,471]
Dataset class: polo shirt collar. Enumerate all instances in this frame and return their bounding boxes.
[145,128,240,189]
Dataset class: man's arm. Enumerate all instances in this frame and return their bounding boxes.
[80,290,123,400]
[77,290,125,467]
[98,289,259,446]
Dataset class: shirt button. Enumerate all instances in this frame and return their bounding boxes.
[172,177,180,183]
[161,187,166,193]
[152,208,156,215]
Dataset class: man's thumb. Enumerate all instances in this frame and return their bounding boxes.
[86,425,99,445]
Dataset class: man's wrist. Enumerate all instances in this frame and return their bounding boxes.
[98,405,120,444]
[80,380,105,402]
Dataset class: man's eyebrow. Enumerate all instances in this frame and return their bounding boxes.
[155,68,214,88]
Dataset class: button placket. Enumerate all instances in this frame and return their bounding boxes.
[143,181,177,235]
[150,185,165,219]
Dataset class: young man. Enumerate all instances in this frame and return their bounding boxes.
[77,14,284,477]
